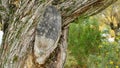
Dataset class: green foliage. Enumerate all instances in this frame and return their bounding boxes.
[88,41,120,68]
[65,17,101,68]
[65,17,120,68]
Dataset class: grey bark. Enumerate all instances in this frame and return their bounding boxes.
[0,0,118,68]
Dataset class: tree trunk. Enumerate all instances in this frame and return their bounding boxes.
[0,0,118,68]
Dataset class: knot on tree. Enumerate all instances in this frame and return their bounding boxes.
[34,6,61,65]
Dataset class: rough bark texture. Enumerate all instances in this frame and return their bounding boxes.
[0,0,118,68]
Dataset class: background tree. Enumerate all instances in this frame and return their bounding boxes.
[0,0,118,68]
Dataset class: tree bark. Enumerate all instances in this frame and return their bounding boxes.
[0,0,118,68]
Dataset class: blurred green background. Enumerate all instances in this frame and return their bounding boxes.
[65,1,120,68]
